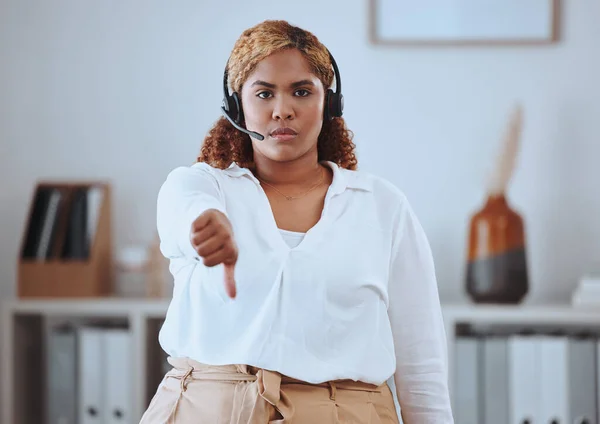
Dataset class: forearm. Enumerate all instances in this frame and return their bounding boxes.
[392,308,453,423]
[387,198,454,423]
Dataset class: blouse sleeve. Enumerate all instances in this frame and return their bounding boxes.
[156,164,227,261]
[387,196,454,423]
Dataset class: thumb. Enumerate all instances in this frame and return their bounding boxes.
[223,262,236,299]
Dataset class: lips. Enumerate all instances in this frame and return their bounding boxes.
[270,127,298,136]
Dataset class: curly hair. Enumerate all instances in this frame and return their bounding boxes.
[197,20,357,171]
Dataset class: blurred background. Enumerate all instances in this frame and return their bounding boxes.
[1,0,599,423]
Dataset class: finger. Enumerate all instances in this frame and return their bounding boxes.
[201,244,227,267]
[223,263,236,299]
[192,211,213,231]
[191,225,218,248]
[195,235,225,258]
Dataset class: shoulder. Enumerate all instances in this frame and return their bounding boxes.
[336,166,419,236]
[160,162,254,200]
[345,169,431,252]
[159,162,230,199]
[341,166,410,210]
[163,161,249,186]
[165,162,222,181]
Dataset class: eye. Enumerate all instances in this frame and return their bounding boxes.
[257,91,273,99]
[294,89,311,97]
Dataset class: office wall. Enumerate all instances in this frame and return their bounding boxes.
[1,0,598,303]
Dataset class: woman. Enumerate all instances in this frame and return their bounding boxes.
[142,19,453,423]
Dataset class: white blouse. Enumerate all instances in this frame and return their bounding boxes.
[156,160,454,422]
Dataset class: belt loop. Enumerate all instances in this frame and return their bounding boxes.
[328,381,337,401]
[257,369,282,405]
[180,367,194,392]
[168,366,195,422]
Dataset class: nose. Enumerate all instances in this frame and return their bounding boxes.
[272,96,294,121]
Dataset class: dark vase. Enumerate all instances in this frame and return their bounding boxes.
[465,194,529,304]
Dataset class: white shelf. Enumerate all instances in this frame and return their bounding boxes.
[3,297,170,317]
[8,299,598,323]
[442,303,600,325]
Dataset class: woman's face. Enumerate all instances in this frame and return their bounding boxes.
[240,48,325,164]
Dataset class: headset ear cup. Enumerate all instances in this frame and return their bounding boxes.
[325,89,343,120]
[324,89,333,121]
[223,95,236,120]
[232,92,244,124]
[222,95,232,114]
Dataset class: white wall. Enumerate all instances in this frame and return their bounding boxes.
[1,0,599,304]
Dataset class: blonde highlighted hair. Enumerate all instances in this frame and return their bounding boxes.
[197,20,357,170]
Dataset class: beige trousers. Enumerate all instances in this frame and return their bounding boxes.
[140,357,400,423]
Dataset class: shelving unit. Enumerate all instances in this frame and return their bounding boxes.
[3,299,600,423]
[442,302,600,417]
[1,298,170,424]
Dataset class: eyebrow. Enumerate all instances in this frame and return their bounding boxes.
[250,79,315,89]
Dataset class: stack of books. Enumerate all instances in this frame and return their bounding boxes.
[571,272,600,307]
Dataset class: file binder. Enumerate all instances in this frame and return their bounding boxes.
[568,336,597,424]
[105,329,132,424]
[46,324,78,424]
[454,335,481,424]
[508,335,540,424]
[482,336,509,424]
[78,327,105,424]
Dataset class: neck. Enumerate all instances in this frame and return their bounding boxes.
[253,151,323,186]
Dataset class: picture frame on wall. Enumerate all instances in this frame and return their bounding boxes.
[369,0,561,46]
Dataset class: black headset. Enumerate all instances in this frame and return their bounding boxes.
[221,49,344,141]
